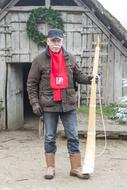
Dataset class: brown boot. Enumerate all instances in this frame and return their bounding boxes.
[69,153,90,179]
[44,153,55,180]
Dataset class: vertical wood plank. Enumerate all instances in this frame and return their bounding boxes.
[100,33,108,104]
[5,12,12,63]
[0,18,6,129]
[122,57,127,97]
[66,30,74,52]
[73,31,81,52]
[11,12,20,62]
[7,64,24,129]
[19,12,30,62]
[103,41,114,104]
[114,48,122,102]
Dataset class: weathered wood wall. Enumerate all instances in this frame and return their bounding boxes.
[0,6,127,129]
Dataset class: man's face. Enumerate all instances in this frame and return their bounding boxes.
[47,38,63,53]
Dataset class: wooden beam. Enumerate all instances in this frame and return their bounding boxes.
[9,6,86,12]
[0,0,19,21]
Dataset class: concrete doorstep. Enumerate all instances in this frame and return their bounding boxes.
[56,112,127,140]
[57,130,127,140]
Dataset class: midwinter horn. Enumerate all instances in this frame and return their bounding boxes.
[82,37,100,174]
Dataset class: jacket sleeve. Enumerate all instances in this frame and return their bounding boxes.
[27,58,41,106]
[72,56,92,84]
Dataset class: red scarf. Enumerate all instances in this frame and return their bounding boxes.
[49,48,68,101]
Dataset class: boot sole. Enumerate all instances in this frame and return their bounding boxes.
[70,172,90,179]
[44,174,55,180]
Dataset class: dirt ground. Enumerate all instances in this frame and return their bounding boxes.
[0,125,127,190]
[0,130,127,190]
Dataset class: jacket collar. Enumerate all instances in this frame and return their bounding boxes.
[45,46,69,60]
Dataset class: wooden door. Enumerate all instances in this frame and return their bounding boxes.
[7,63,24,129]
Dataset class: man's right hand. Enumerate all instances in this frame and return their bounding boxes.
[32,103,43,117]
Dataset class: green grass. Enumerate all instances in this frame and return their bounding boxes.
[78,104,127,125]
[78,104,117,117]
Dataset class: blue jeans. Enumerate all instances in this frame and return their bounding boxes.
[43,110,80,153]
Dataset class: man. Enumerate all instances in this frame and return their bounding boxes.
[27,28,94,180]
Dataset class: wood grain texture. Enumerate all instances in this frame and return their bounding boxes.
[82,37,100,174]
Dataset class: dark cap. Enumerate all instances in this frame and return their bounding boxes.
[47,28,64,39]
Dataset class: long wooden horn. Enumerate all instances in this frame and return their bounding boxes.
[82,36,100,174]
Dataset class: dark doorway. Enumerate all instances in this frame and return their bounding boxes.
[22,63,34,118]
[22,63,39,130]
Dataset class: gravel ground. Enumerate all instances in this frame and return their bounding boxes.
[0,128,127,190]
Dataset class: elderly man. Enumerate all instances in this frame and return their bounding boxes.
[27,28,93,180]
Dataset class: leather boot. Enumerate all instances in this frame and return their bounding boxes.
[44,153,55,180]
[69,153,90,179]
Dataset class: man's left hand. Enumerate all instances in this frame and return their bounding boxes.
[87,75,99,84]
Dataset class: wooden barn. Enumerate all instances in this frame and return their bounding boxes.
[0,0,127,130]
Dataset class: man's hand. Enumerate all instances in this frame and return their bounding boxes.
[32,103,43,117]
[87,75,93,84]
[87,75,99,84]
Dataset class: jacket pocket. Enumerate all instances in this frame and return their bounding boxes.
[40,90,54,107]
[66,89,77,105]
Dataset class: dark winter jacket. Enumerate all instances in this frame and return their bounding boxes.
[27,46,91,112]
